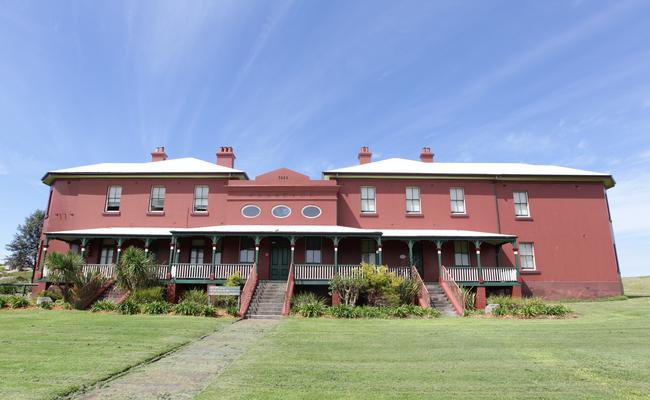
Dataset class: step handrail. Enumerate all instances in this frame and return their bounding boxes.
[238,263,258,317]
[410,265,431,308]
[282,263,295,316]
[439,265,465,316]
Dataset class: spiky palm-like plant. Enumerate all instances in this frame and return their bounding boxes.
[115,246,157,291]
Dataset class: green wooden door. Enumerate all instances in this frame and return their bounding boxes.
[413,242,424,277]
[270,241,290,280]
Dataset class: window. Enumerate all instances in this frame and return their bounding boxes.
[361,239,377,265]
[454,241,470,266]
[514,191,530,217]
[149,186,166,212]
[105,185,122,212]
[519,243,536,270]
[450,187,466,214]
[70,243,80,254]
[190,239,204,264]
[239,237,255,263]
[302,205,322,219]
[271,205,291,218]
[360,186,376,213]
[241,205,261,218]
[406,186,421,214]
[193,185,209,213]
[100,247,114,265]
[305,238,322,264]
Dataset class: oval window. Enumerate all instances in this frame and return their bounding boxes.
[271,205,292,218]
[301,205,322,218]
[241,205,261,218]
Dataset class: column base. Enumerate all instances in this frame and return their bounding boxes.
[475,286,487,309]
[166,283,177,303]
[512,285,522,298]
[332,291,341,306]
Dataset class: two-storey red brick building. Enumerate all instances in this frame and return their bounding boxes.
[33,146,622,315]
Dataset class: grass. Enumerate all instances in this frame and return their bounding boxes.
[196,278,650,400]
[0,265,32,282]
[622,276,650,297]
[0,310,232,400]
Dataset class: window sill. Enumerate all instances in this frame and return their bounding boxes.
[147,211,165,216]
[191,212,209,216]
[515,216,533,221]
[405,213,424,218]
[360,212,378,217]
[450,213,469,218]
[102,211,121,216]
[520,270,540,275]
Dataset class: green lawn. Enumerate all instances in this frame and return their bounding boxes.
[197,282,650,399]
[623,276,650,297]
[0,310,232,399]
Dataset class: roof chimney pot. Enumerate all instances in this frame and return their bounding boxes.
[151,146,168,162]
[216,146,236,169]
[420,146,434,163]
[358,146,372,165]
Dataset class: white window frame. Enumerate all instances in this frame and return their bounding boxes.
[450,187,466,214]
[514,191,530,217]
[241,204,261,218]
[271,205,292,219]
[360,186,376,213]
[454,241,470,266]
[519,242,536,270]
[149,186,166,212]
[239,237,255,263]
[405,186,421,214]
[193,185,209,213]
[305,237,322,264]
[301,205,322,219]
[99,247,114,265]
[105,185,122,212]
[189,239,204,264]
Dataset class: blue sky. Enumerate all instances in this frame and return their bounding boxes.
[0,1,648,276]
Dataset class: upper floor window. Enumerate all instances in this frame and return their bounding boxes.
[361,186,376,213]
[305,237,322,264]
[239,237,255,263]
[514,191,530,217]
[149,186,165,212]
[189,239,204,264]
[193,186,209,213]
[450,187,466,214]
[454,241,470,266]
[519,243,536,270]
[405,186,421,214]
[272,205,292,218]
[241,204,261,218]
[105,185,122,212]
[302,205,322,219]
[361,239,377,265]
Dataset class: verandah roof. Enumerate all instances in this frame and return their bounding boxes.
[46,226,516,244]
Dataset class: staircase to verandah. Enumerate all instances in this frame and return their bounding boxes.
[426,283,459,317]
[246,281,286,319]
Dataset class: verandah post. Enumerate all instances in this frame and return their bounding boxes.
[167,238,175,279]
[407,240,414,267]
[254,236,261,271]
[115,238,123,264]
[80,237,88,261]
[290,236,296,266]
[210,236,219,280]
[512,240,522,297]
[39,237,50,279]
[436,240,443,280]
[376,236,382,266]
[333,236,339,275]
[474,240,483,283]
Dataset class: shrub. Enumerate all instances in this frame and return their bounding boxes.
[0,296,7,308]
[143,300,170,315]
[328,304,359,318]
[226,305,239,317]
[488,296,571,318]
[38,301,53,310]
[225,272,245,287]
[69,271,107,310]
[117,299,141,315]
[181,289,208,305]
[130,287,166,304]
[299,302,327,318]
[292,292,320,308]
[201,304,218,317]
[462,287,476,311]
[329,273,366,306]
[45,251,85,302]
[173,300,203,316]
[41,288,63,302]
[328,304,440,319]
[0,279,17,295]
[9,295,30,309]
[91,300,117,312]
[115,247,157,291]
[291,292,327,317]
[397,277,422,305]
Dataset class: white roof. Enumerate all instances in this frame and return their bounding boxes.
[177,225,382,235]
[47,227,173,236]
[43,157,245,183]
[325,158,612,179]
[380,229,515,239]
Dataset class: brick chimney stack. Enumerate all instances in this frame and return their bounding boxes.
[358,146,372,165]
[151,146,168,162]
[420,146,434,163]
[216,146,236,168]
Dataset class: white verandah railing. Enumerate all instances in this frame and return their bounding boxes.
[294,264,412,280]
[171,263,253,280]
[446,266,517,282]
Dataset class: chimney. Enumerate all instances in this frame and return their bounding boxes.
[216,146,236,168]
[151,146,168,162]
[358,146,372,165]
[420,146,434,163]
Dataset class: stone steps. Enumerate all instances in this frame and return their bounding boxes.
[426,284,459,317]
[246,281,287,319]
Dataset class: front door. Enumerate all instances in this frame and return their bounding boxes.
[413,242,424,277]
[270,239,290,280]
